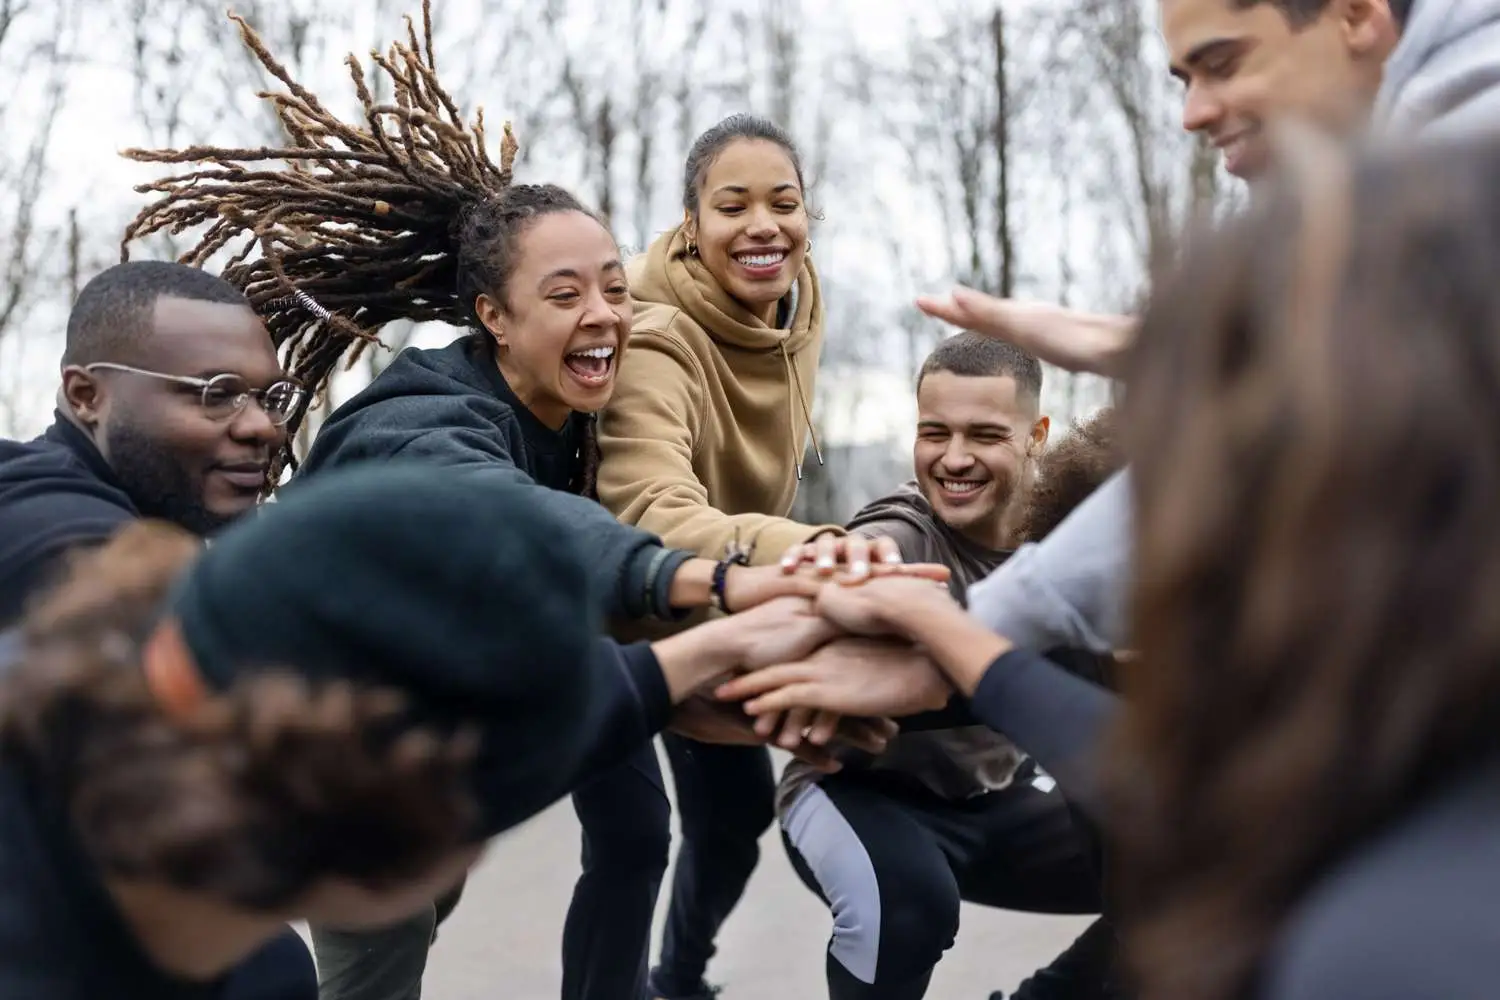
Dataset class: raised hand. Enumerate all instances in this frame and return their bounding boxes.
[915,286,1135,378]
[715,637,954,721]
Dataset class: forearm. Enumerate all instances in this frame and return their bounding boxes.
[888,598,1013,697]
[648,615,751,701]
[967,649,1119,823]
[637,498,840,566]
[569,640,674,785]
[570,630,748,786]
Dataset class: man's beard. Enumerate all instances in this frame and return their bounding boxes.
[104,420,230,537]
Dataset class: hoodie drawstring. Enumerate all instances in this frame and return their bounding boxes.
[781,341,823,481]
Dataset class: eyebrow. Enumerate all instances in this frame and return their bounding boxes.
[536,260,624,289]
[711,183,801,197]
[1170,37,1242,82]
[917,420,1013,433]
[188,369,298,386]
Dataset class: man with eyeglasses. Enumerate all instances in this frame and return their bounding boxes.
[0,259,315,1000]
[0,260,303,628]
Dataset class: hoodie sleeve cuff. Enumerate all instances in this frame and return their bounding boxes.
[648,548,695,621]
[618,546,692,621]
[617,640,674,736]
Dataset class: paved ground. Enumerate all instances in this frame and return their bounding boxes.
[402,748,1094,1000]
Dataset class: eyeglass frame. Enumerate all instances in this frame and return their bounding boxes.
[82,362,307,427]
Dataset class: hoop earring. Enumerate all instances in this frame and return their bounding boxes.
[805,238,814,254]
[685,236,699,257]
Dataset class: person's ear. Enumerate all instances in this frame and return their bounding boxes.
[1027,415,1051,456]
[475,294,507,348]
[1344,0,1395,59]
[60,366,106,427]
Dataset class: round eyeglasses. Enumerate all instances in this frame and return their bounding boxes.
[84,363,307,426]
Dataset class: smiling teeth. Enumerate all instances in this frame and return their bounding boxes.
[570,347,615,359]
[939,479,983,494]
[737,252,785,267]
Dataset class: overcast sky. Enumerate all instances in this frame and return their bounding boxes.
[2,0,1123,442]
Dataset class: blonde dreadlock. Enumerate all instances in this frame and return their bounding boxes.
[119,0,522,465]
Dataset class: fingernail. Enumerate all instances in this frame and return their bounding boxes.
[817,556,835,570]
[850,560,869,577]
[883,551,902,564]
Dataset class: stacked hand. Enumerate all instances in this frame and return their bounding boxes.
[720,535,951,613]
[666,575,972,764]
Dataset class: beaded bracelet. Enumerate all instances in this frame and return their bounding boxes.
[709,532,755,613]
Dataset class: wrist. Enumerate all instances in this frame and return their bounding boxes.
[650,619,746,702]
[667,558,716,610]
[889,593,1010,696]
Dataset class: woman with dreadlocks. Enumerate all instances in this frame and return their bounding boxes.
[118,7,941,1000]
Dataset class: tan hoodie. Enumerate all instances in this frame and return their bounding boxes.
[597,225,842,566]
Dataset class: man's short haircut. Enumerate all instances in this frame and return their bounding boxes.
[1233,0,1330,28]
[64,261,251,366]
[916,331,1042,405]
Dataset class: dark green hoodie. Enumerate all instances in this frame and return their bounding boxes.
[297,335,692,621]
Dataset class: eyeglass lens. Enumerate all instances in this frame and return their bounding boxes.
[200,374,303,425]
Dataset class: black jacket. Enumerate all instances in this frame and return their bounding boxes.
[0,417,138,628]
[297,336,690,621]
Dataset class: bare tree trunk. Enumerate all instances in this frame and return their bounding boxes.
[992,4,1014,298]
[0,0,71,348]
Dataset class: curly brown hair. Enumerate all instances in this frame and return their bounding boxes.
[1014,407,1120,545]
[1114,128,1500,999]
[1,522,478,909]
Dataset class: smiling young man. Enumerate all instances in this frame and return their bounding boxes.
[849,333,1048,586]
[1163,0,1402,179]
[772,334,1121,1000]
[0,259,315,999]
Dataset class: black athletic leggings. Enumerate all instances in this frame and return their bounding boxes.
[652,735,777,993]
[781,764,1104,1000]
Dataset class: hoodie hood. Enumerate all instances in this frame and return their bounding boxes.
[628,225,821,355]
[298,336,589,495]
[1376,0,1500,137]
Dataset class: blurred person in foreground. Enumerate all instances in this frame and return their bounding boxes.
[725,126,1500,999]
[917,0,1498,661]
[0,463,911,1000]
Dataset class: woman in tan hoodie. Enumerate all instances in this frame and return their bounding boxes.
[597,115,900,1000]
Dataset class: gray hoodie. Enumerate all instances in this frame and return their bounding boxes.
[1376,0,1500,138]
[966,4,1500,653]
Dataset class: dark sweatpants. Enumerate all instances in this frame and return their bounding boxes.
[781,763,1106,1000]
[562,743,672,1000]
[651,736,777,994]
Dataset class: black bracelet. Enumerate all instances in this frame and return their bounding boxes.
[710,533,754,614]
